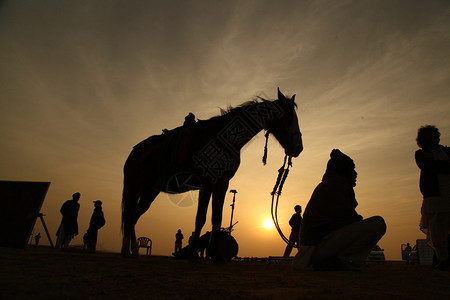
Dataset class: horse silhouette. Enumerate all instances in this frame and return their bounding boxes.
[121,88,303,260]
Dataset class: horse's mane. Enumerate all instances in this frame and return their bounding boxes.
[203,97,272,122]
[195,92,297,127]
[219,99,260,115]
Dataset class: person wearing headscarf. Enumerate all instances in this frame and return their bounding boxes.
[415,125,450,270]
[293,149,386,271]
[56,192,81,249]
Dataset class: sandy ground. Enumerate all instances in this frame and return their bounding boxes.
[1,246,450,300]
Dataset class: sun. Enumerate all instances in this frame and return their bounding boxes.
[263,218,274,230]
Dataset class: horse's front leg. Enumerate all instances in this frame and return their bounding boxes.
[209,181,229,262]
[122,217,138,257]
[190,187,212,260]
[122,222,136,257]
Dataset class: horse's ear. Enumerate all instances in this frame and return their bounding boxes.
[277,87,287,100]
[292,94,296,101]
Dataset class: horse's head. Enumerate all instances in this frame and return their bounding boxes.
[265,88,303,158]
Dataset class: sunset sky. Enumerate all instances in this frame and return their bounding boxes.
[1,0,449,260]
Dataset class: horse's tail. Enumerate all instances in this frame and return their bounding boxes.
[121,182,128,234]
[120,133,173,233]
[120,181,127,233]
[121,152,140,234]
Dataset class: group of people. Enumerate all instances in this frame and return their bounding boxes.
[55,192,106,252]
[53,125,449,271]
[286,125,449,272]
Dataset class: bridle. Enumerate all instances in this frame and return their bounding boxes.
[262,102,300,246]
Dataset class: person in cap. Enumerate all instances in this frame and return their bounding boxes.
[83,200,106,252]
[293,149,386,271]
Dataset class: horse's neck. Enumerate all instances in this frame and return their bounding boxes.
[211,100,282,152]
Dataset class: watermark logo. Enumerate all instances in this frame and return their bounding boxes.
[165,172,202,207]
[193,101,284,183]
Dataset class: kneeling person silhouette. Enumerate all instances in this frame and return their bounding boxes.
[293,149,386,271]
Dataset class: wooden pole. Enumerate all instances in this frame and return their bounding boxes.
[38,213,54,248]
[229,190,237,233]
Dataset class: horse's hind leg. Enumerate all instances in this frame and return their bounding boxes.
[209,182,229,262]
[129,186,159,256]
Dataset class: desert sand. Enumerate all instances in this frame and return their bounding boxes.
[1,246,449,300]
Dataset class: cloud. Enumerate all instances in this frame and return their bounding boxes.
[0,0,449,259]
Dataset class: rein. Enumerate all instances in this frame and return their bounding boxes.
[262,130,295,246]
[270,154,294,246]
[262,131,270,165]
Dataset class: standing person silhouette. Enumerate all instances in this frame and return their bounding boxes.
[34,233,41,246]
[175,229,184,253]
[415,125,450,270]
[83,200,106,252]
[56,192,81,249]
[293,149,386,271]
[283,205,302,257]
[405,242,412,264]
